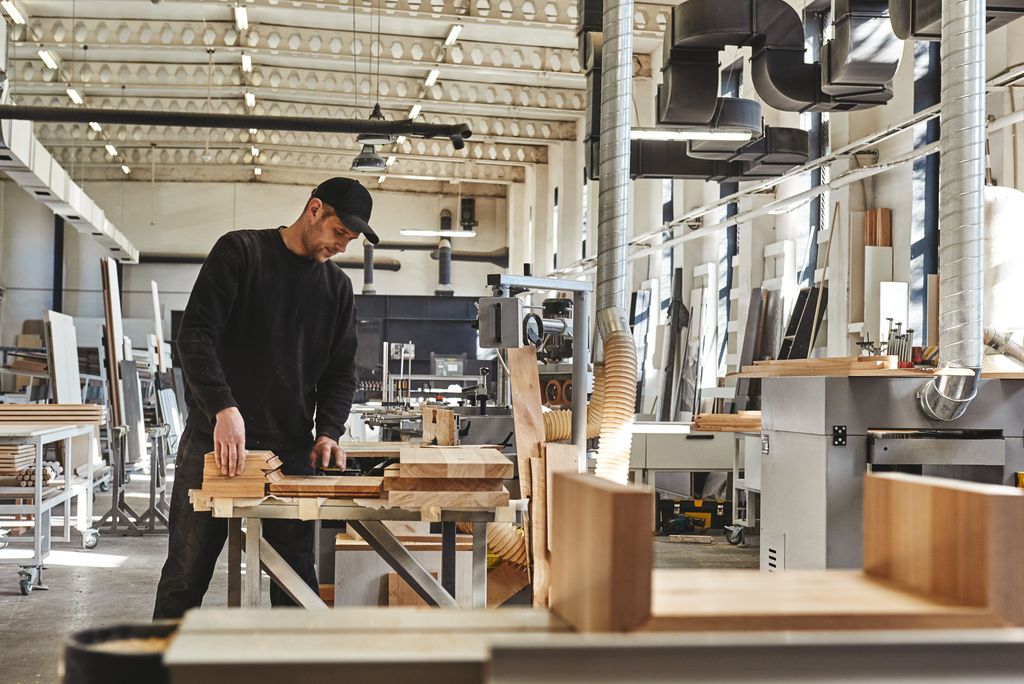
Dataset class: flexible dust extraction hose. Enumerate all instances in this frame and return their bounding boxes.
[985,327,1024,366]
[456,521,528,568]
[543,365,606,441]
[593,328,637,483]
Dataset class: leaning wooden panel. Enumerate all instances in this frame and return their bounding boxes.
[863,472,1024,627]
[549,472,654,632]
[507,345,546,498]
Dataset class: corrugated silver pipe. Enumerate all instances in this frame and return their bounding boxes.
[918,0,986,421]
[362,240,376,295]
[593,0,637,484]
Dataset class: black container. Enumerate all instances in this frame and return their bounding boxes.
[62,622,177,684]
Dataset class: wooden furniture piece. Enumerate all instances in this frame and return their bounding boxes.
[549,471,1024,633]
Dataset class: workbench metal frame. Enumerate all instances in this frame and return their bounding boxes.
[0,423,98,593]
[203,495,508,609]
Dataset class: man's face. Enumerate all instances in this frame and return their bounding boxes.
[307,200,360,263]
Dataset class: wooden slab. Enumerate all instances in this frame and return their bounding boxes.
[530,456,549,608]
[399,447,513,479]
[386,487,510,510]
[863,472,1024,627]
[692,412,762,433]
[44,310,83,404]
[381,464,502,493]
[544,443,578,551]
[388,572,439,607]
[550,472,654,632]
[421,406,456,446]
[269,476,382,497]
[507,346,546,497]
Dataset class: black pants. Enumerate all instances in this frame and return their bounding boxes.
[153,427,318,619]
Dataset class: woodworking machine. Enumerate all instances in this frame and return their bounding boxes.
[759,376,1024,570]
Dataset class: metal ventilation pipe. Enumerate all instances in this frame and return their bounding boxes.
[918,0,986,421]
[362,240,377,295]
[592,0,638,485]
[435,238,454,296]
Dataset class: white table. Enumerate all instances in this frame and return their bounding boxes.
[0,423,99,594]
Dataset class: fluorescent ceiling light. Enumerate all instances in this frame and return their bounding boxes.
[233,5,249,31]
[104,143,118,157]
[244,91,256,108]
[408,103,421,120]
[378,175,386,184]
[253,166,262,176]
[121,164,130,175]
[395,135,407,146]
[399,229,477,238]
[241,52,252,73]
[250,145,259,157]
[37,49,59,70]
[66,87,83,105]
[386,155,396,167]
[88,121,102,133]
[248,127,258,135]
[1,0,26,25]
[630,128,753,142]
[443,24,462,47]
[424,68,440,87]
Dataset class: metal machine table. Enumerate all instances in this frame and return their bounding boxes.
[0,423,99,594]
[193,491,513,609]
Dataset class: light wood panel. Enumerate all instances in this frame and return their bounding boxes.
[507,346,546,498]
[44,310,82,404]
[692,411,762,433]
[100,257,126,426]
[422,406,457,446]
[387,487,510,510]
[544,443,578,551]
[549,472,654,632]
[201,451,282,498]
[382,465,502,493]
[269,476,384,498]
[399,447,513,479]
[388,571,439,607]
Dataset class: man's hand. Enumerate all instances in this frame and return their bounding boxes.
[213,406,246,477]
[309,436,347,470]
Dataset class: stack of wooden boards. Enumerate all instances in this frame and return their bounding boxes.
[0,445,36,475]
[269,476,382,498]
[693,411,761,433]
[201,450,284,498]
[383,446,513,509]
[550,471,1024,632]
[0,403,106,425]
[734,355,900,378]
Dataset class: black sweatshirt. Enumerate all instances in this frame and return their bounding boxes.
[177,228,358,450]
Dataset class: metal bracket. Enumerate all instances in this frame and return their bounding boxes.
[832,425,848,447]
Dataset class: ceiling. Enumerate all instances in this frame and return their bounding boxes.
[4,0,677,195]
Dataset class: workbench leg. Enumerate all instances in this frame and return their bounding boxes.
[471,522,487,608]
[227,519,242,607]
[244,517,262,607]
[441,521,457,599]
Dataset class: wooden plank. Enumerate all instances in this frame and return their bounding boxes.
[399,447,513,479]
[530,456,549,608]
[692,412,762,433]
[382,465,503,493]
[388,571,439,607]
[421,406,457,446]
[386,487,510,510]
[269,476,383,498]
[151,280,168,372]
[543,443,578,551]
[506,346,546,498]
[549,472,654,632]
[863,472,1024,627]
[44,311,83,404]
[100,256,126,426]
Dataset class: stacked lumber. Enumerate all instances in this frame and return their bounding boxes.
[16,462,63,487]
[733,355,899,378]
[269,476,383,498]
[0,403,106,425]
[693,411,761,433]
[9,352,47,373]
[385,446,513,509]
[0,445,36,475]
[201,450,282,498]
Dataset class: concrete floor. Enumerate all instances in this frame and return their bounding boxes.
[0,465,757,683]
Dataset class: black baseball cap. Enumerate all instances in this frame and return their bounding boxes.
[311,177,379,244]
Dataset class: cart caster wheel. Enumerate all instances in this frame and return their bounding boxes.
[19,578,33,595]
[83,531,100,550]
[98,481,111,493]
[725,526,745,546]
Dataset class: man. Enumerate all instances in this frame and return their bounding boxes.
[153,177,377,619]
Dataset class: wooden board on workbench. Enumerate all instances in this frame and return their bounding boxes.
[507,346,546,498]
[421,406,457,446]
[201,450,282,498]
[382,464,502,493]
[387,487,510,510]
[269,476,383,498]
[399,447,513,480]
[692,412,762,433]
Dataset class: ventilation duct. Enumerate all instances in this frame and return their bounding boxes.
[435,238,454,296]
[889,0,1024,38]
[661,0,900,113]
[362,240,377,295]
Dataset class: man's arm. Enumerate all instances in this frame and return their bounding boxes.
[310,292,358,469]
[177,233,247,476]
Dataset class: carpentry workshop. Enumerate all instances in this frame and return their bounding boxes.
[2,0,1024,681]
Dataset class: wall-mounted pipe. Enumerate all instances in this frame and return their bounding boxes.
[435,238,454,296]
[362,240,377,294]
[918,0,985,421]
[374,241,510,267]
[0,105,472,150]
[139,253,402,271]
